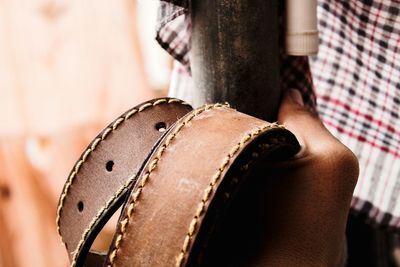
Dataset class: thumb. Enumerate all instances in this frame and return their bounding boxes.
[278,89,339,152]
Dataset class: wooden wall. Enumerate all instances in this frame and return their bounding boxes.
[0,1,158,266]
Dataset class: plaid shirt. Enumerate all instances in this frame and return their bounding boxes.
[156,0,400,232]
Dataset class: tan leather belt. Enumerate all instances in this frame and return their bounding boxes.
[57,98,300,267]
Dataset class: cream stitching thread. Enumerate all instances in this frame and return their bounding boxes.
[190,129,284,263]
[56,98,189,240]
[69,176,135,267]
[175,122,281,267]
[106,103,226,267]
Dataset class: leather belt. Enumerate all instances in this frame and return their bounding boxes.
[56,98,192,266]
[57,98,300,267]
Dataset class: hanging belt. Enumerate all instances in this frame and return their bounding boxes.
[56,98,300,267]
[56,98,192,266]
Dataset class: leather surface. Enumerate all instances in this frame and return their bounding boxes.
[84,251,107,267]
[56,98,192,266]
[105,104,300,267]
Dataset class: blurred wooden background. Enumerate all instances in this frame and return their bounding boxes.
[0,1,170,266]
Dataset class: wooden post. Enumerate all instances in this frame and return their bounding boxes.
[190,0,280,121]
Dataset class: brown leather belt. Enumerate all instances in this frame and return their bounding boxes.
[57,98,300,267]
[56,98,192,266]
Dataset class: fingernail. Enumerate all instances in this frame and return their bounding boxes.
[288,89,304,106]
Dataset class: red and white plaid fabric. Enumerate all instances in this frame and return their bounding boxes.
[311,1,400,230]
[156,0,400,231]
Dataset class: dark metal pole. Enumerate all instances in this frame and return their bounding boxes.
[190,0,280,121]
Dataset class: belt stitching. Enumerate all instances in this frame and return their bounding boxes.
[106,103,282,267]
[56,98,189,245]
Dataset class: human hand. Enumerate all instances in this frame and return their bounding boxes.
[247,89,359,267]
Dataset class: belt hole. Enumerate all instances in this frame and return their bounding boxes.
[106,160,114,172]
[77,201,84,212]
[155,122,167,132]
